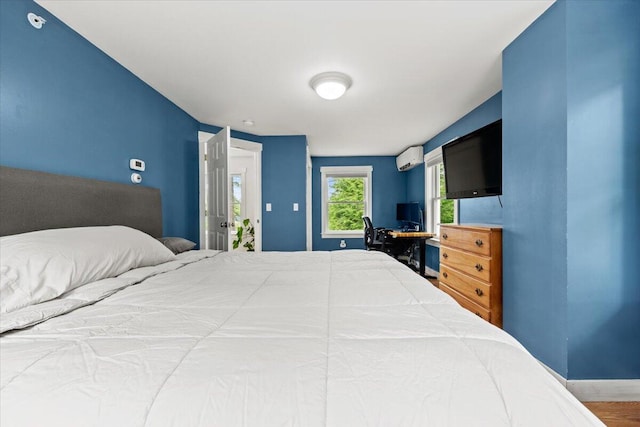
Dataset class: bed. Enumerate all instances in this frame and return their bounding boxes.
[0,167,602,426]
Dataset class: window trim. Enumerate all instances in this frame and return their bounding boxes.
[424,148,458,239]
[320,165,373,239]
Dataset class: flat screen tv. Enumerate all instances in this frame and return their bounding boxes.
[396,202,421,225]
[442,119,502,199]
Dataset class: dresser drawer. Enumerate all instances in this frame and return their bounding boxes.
[440,246,492,282]
[440,265,491,309]
[440,226,491,256]
[440,283,491,322]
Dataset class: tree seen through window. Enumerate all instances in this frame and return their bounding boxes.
[439,164,454,224]
[231,174,242,228]
[327,177,365,231]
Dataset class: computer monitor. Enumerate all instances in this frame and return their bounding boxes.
[396,202,422,228]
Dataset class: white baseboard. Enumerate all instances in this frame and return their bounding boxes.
[541,362,567,387]
[539,361,640,401]
[567,380,640,402]
[423,265,439,278]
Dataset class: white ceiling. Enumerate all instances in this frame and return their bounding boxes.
[36,0,553,157]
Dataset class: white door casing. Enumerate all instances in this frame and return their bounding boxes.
[228,138,262,252]
[306,146,312,251]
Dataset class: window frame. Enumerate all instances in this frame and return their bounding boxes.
[424,147,458,240]
[320,165,373,239]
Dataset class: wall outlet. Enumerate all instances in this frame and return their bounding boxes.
[293,203,299,211]
[339,240,347,248]
[266,203,272,212]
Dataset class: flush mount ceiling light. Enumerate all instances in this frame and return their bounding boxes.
[310,72,352,100]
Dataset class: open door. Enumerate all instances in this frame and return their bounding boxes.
[199,129,262,251]
[204,127,230,250]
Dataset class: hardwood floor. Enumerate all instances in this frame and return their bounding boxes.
[583,402,640,426]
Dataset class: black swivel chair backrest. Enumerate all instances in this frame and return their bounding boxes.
[363,216,376,249]
[363,216,390,251]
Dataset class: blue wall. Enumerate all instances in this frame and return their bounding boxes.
[261,135,307,251]
[200,123,263,145]
[312,156,406,251]
[565,0,640,379]
[405,165,425,206]
[405,92,503,222]
[404,92,503,271]
[503,0,639,379]
[502,1,569,377]
[0,0,200,241]
[423,91,504,225]
[200,124,308,252]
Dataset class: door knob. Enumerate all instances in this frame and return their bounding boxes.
[220,221,228,228]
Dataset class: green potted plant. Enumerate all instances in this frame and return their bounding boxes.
[232,218,255,251]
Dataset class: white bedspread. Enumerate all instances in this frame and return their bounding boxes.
[0,250,602,426]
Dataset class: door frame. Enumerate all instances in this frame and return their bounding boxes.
[306,146,312,251]
[198,131,262,251]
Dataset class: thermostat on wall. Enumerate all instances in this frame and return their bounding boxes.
[129,159,145,171]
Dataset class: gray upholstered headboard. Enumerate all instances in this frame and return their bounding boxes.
[0,166,163,238]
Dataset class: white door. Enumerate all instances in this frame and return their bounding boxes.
[199,131,262,251]
[205,127,230,250]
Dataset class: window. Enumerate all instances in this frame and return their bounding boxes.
[230,173,244,229]
[321,166,372,238]
[425,148,457,238]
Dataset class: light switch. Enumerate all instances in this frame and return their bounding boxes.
[266,203,272,212]
[293,203,299,211]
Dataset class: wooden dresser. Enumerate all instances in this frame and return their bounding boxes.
[438,224,502,327]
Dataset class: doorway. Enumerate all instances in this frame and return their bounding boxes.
[198,130,262,251]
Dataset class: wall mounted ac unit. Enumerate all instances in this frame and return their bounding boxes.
[396,146,424,171]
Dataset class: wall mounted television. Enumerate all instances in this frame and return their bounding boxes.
[442,119,502,199]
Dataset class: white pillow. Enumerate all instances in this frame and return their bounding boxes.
[0,226,176,314]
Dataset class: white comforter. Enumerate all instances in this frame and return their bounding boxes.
[0,250,601,426]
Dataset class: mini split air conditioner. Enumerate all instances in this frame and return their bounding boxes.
[396,146,424,171]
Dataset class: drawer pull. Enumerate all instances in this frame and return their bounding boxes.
[442,233,448,240]
[475,263,483,272]
[442,272,448,278]
[475,288,484,296]
[475,239,483,247]
[442,253,448,259]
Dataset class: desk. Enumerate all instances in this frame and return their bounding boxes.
[385,231,435,277]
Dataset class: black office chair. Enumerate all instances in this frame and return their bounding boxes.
[363,217,413,264]
[363,217,383,250]
[363,216,398,254]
